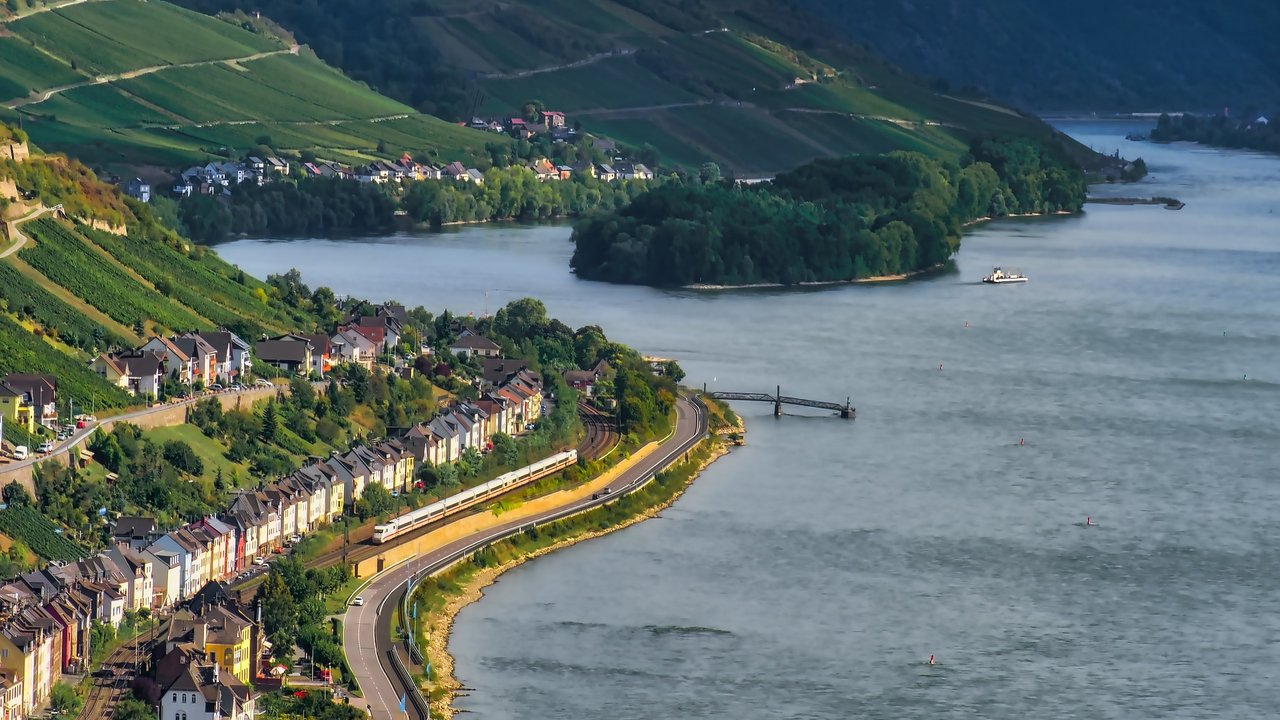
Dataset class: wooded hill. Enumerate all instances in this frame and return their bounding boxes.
[570,137,1087,286]
[170,0,1088,176]
[0,137,326,410]
[795,0,1280,113]
[0,0,493,167]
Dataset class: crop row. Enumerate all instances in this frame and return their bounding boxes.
[0,309,134,409]
[0,507,88,563]
[18,218,206,332]
[84,229,256,333]
[0,261,127,350]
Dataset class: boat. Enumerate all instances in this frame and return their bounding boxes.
[982,267,1027,284]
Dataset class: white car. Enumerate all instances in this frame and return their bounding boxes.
[254,556,267,566]
[11,446,28,460]
[37,441,54,453]
[254,379,274,387]
[350,596,365,607]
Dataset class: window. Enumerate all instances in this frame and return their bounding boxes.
[172,693,177,703]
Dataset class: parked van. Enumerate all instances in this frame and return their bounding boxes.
[11,446,28,460]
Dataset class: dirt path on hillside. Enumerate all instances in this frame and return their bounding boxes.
[0,203,55,258]
[479,48,636,80]
[4,45,299,110]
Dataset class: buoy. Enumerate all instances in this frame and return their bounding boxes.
[928,654,935,666]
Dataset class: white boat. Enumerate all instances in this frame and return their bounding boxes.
[982,267,1027,284]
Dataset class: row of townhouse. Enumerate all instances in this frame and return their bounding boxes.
[405,360,544,467]
[0,542,165,715]
[255,306,406,376]
[90,330,252,397]
[126,436,416,612]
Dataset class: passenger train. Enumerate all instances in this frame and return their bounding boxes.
[371,449,578,544]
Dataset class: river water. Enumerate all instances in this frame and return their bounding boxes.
[219,123,1280,718]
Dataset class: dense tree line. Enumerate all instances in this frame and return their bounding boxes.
[570,137,1086,286]
[1151,112,1280,154]
[180,178,397,243]
[180,170,662,243]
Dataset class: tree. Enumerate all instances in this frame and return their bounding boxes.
[2,481,31,507]
[355,483,396,519]
[290,376,316,411]
[114,698,154,720]
[260,401,279,443]
[699,162,721,183]
[50,682,82,716]
[491,433,519,467]
[258,571,298,642]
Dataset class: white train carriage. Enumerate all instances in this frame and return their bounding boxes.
[372,449,577,544]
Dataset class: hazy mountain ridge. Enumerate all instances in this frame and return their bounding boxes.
[794,0,1280,112]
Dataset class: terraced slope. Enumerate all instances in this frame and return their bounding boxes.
[0,141,324,410]
[1,0,494,166]
[172,0,1085,175]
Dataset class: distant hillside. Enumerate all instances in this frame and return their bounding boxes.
[170,0,1088,176]
[0,137,323,409]
[0,0,494,167]
[794,0,1280,112]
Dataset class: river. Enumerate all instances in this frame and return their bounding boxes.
[219,123,1280,718]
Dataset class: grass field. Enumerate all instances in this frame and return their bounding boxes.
[8,0,278,78]
[0,36,85,100]
[481,55,697,113]
[6,0,493,166]
[145,424,251,486]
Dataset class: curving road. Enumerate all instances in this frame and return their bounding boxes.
[343,395,707,720]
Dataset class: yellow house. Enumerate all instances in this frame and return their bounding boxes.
[0,385,34,434]
[201,606,253,684]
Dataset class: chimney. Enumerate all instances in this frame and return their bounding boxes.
[194,621,207,649]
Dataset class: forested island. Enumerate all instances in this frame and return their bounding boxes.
[570,137,1086,287]
[1150,112,1279,154]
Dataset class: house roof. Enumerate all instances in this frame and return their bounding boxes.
[255,339,312,365]
[450,335,500,351]
[113,516,156,541]
[113,350,167,377]
[147,336,190,363]
[482,358,528,385]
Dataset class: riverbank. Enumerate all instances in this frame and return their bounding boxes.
[682,265,944,291]
[414,404,743,719]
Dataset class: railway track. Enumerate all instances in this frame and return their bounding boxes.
[577,401,620,460]
[78,621,164,720]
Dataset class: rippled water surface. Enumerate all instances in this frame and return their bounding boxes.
[220,123,1280,718]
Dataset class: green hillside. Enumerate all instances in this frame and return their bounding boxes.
[0,0,495,166]
[170,0,1088,175]
[794,0,1280,112]
[0,141,326,411]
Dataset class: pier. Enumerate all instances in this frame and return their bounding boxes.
[704,385,855,419]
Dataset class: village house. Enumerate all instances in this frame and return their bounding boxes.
[196,329,252,384]
[0,384,34,435]
[254,336,315,376]
[91,350,166,397]
[450,335,502,358]
[3,374,57,429]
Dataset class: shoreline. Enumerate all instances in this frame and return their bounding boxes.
[682,265,942,291]
[419,419,739,719]
[681,209,1078,291]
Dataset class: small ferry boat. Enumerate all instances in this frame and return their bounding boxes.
[982,267,1027,284]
